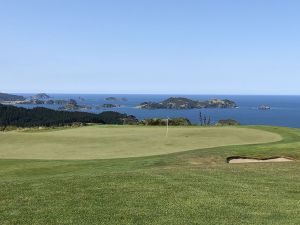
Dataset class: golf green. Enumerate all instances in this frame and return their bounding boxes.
[0,126,281,159]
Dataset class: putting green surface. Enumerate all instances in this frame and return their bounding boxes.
[0,126,281,160]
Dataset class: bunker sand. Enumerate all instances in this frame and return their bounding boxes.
[228,157,293,164]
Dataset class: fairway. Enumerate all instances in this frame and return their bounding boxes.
[0,126,281,160]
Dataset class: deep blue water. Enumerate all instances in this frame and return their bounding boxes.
[18,94,300,128]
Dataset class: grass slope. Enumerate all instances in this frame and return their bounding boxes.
[0,126,299,225]
[0,126,281,159]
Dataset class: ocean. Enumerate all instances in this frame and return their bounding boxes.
[18,94,300,128]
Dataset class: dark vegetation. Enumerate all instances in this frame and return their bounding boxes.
[216,119,240,126]
[139,117,191,126]
[199,112,240,126]
[97,111,138,125]
[0,104,137,129]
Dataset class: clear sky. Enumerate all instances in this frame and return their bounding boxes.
[1,0,300,94]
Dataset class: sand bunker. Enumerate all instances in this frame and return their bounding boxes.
[227,156,293,164]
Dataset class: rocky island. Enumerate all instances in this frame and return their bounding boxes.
[58,99,92,111]
[31,93,51,100]
[258,105,271,110]
[137,97,237,109]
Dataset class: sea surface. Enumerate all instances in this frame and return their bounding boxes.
[17,94,300,128]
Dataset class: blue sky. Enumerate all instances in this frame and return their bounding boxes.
[1,0,300,94]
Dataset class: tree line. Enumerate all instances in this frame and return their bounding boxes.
[0,104,137,130]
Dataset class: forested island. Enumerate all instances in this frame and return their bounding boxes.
[58,99,92,111]
[137,97,237,109]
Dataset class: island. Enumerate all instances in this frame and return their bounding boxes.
[31,93,51,100]
[258,105,271,110]
[58,99,92,111]
[0,93,25,102]
[137,97,237,109]
[105,97,127,101]
[105,97,118,101]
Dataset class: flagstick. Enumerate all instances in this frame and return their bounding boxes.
[166,117,169,137]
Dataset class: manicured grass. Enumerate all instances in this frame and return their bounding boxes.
[0,126,281,159]
[0,126,299,225]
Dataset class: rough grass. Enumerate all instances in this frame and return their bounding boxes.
[0,126,281,159]
[0,126,299,225]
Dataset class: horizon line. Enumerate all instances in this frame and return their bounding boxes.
[5,92,300,96]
